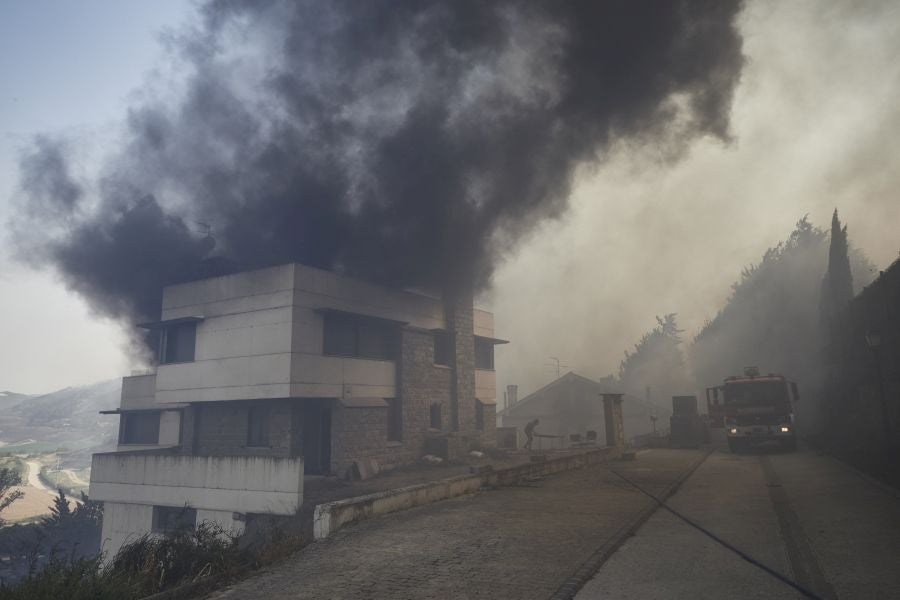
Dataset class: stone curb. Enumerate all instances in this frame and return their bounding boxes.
[313,445,622,540]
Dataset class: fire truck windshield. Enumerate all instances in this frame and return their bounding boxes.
[723,380,788,408]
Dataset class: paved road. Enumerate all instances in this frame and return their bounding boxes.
[25,459,51,491]
[576,445,900,600]
[207,445,900,599]
[208,449,707,600]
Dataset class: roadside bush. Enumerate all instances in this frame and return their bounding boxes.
[109,522,244,593]
[0,518,305,600]
[0,554,141,600]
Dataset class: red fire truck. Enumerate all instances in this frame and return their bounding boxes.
[705,367,800,453]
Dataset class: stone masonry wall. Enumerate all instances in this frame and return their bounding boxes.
[330,406,390,476]
[329,329,454,475]
[193,399,294,458]
[398,328,453,459]
[478,403,497,449]
[447,298,477,434]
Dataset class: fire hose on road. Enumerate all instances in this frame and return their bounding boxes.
[607,466,826,600]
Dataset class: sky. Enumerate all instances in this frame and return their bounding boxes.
[1,0,899,395]
[0,1,190,393]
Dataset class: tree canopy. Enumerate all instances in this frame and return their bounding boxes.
[820,209,854,321]
[690,215,875,391]
[620,314,690,410]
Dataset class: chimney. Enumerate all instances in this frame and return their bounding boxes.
[444,288,475,432]
[506,384,518,407]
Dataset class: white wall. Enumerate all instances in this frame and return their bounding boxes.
[99,503,246,563]
[293,263,445,330]
[121,374,157,410]
[150,263,496,404]
[474,309,495,338]
[99,501,153,561]
[475,369,497,401]
[156,265,295,404]
[290,354,395,398]
[90,453,304,515]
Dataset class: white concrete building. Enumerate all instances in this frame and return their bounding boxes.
[90,263,503,558]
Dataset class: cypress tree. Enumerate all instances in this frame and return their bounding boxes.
[820,209,854,320]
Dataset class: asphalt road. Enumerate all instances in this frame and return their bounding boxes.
[576,444,900,600]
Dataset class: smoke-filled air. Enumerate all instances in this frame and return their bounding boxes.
[12,0,745,333]
[5,1,900,596]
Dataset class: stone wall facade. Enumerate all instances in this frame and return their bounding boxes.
[330,406,391,476]
[190,399,295,458]
[447,297,477,433]
[477,402,497,449]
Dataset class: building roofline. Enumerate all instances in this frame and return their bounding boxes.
[496,371,620,417]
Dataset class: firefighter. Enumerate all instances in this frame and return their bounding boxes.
[524,418,540,451]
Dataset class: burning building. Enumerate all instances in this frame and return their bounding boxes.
[22,0,745,563]
[89,263,504,558]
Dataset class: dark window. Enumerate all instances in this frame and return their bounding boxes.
[159,322,197,364]
[247,406,270,447]
[323,315,356,356]
[429,403,442,430]
[323,314,397,360]
[723,381,789,408]
[433,332,451,366]
[357,321,396,359]
[474,338,494,370]
[152,506,196,534]
[120,412,160,445]
[386,398,402,442]
[475,400,485,431]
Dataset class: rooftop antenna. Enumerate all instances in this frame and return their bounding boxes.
[545,356,568,379]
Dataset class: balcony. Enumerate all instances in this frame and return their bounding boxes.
[90,452,304,515]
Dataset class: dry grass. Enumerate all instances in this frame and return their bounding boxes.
[2,486,57,523]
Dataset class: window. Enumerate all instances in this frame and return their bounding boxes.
[323,315,356,356]
[474,337,494,370]
[475,400,485,431]
[323,314,397,360]
[433,332,451,366]
[386,398,402,442]
[357,322,394,359]
[152,506,196,534]
[429,403,442,430]
[247,406,270,447]
[120,412,160,445]
[159,322,197,364]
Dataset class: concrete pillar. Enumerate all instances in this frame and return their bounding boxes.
[602,393,625,451]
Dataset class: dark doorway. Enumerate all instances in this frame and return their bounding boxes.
[295,400,332,475]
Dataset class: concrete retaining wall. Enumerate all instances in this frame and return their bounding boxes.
[313,445,620,540]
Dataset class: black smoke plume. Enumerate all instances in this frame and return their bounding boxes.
[14,0,745,327]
